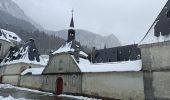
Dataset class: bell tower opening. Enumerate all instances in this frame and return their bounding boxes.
[67,9,75,43]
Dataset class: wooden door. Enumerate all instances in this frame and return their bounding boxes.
[56,77,63,95]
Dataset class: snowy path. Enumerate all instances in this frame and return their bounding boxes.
[0,84,100,100]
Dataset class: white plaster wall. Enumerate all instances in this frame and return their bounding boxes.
[153,72,170,99]
[82,72,144,100]
[140,42,170,70]
[0,40,12,60]
[4,63,45,75]
[2,75,20,85]
[20,75,43,89]
[42,74,82,94]
[43,53,81,74]
[150,44,170,70]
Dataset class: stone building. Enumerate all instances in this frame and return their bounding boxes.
[0,29,22,63]
[40,13,143,100]
[139,0,170,99]
[0,38,46,85]
[1,1,170,99]
[91,44,141,63]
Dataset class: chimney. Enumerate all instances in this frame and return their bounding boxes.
[74,45,80,63]
[91,47,96,63]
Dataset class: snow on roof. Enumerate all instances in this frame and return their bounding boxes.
[40,55,49,64]
[72,56,142,72]
[139,22,170,45]
[1,40,47,66]
[21,67,45,75]
[0,30,10,42]
[0,29,22,43]
[52,42,88,57]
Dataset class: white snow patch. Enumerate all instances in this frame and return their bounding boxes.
[1,29,22,43]
[59,94,101,100]
[0,96,28,100]
[72,56,142,72]
[40,55,49,64]
[21,67,45,75]
[52,42,88,57]
[1,47,47,66]
[0,84,53,95]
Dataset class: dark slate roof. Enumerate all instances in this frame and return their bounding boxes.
[94,48,117,63]
[2,38,45,65]
[154,1,170,37]
[92,44,141,63]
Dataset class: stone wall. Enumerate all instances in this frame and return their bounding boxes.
[19,75,43,90]
[2,75,20,85]
[152,72,170,99]
[43,53,81,74]
[140,41,170,99]
[140,41,170,71]
[42,74,82,94]
[4,63,45,75]
[0,40,12,60]
[82,72,144,100]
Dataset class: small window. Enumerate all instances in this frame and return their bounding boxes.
[166,9,170,18]
[13,36,17,40]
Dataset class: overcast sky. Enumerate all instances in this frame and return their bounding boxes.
[13,0,167,45]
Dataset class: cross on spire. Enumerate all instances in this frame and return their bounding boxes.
[71,9,74,17]
[70,9,74,28]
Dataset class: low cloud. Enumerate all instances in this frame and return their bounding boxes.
[13,0,167,45]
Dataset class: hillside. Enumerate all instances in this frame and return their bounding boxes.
[51,29,121,49]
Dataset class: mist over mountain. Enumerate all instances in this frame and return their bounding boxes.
[50,29,121,49]
[0,0,121,54]
[0,0,43,30]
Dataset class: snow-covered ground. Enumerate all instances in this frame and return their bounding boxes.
[0,84,52,95]
[59,94,102,100]
[0,84,101,100]
[0,96,28,100]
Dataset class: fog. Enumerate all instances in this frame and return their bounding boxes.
[13,0,167,45]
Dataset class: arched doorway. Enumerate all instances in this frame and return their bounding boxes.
[55,77,63,95]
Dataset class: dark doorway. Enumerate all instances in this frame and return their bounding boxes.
[0,76,2,83]
[56,77,63,95]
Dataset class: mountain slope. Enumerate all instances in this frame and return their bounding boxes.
[0,10,36,31]
[0,0,43,30]
[52,29,121,49]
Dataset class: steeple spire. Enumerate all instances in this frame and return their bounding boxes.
[70,9,74,28]
[67,9,75,43]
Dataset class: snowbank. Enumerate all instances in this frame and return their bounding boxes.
[72,56,142,72]
[21,67,45,75]
[59,94,101,100]
[0,96,27,100]
[0,84,100,100]
[0,84,52,95]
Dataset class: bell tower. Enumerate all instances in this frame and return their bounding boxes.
[67,9,75,43]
